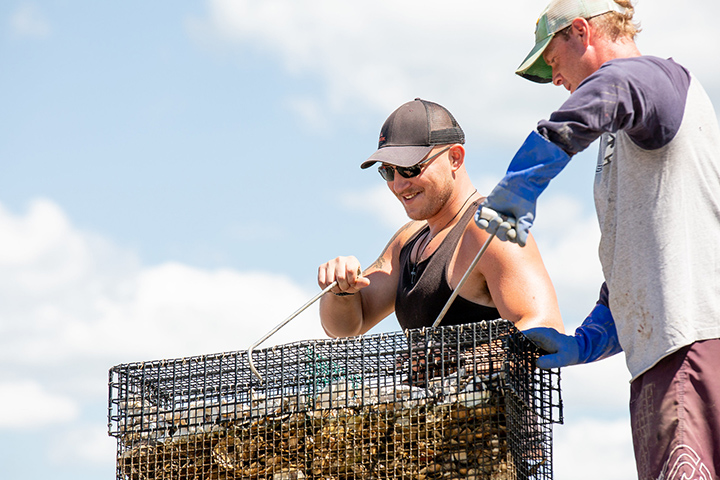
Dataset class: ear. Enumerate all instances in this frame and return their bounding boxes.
[448,144,465,170]
[571,17,591,46]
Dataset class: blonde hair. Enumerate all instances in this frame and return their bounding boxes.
[556,0,641,41]
[589,0,642,41]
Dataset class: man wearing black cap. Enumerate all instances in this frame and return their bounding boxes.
[317,98,564,337]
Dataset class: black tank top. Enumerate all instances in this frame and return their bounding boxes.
[395,200,500,330]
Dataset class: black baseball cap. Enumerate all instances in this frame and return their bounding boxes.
[361,98,465,169]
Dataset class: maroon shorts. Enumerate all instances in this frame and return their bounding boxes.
[630,338,720,480]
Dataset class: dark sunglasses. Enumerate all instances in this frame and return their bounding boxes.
[378,146,451,181]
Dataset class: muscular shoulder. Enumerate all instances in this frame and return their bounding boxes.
[370,220,425,271]
[392,221,426,249]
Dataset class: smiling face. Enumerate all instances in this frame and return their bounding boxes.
[384,145,455,221]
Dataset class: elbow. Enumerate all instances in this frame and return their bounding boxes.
[320,318,363,339]
[321,324,339,339]
[513,312,565,334]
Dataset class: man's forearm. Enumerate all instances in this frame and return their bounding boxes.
[319,294,366,338]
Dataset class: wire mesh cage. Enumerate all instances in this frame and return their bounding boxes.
[108,319,562,480]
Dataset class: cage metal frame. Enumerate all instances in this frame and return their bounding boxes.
[109,319,562,480]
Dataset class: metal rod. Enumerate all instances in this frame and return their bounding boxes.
[247,281,337,383]
[432,232,496,328]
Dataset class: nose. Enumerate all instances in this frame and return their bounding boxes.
[552,71,563,87]
[391,175,409,189]
[390,173,412,194]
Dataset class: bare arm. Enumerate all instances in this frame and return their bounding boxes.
[453,226,565,333]
[318,222,423,338]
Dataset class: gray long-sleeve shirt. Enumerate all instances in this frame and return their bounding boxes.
[539,56,720,379]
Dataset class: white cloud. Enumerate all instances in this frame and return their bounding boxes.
[0,199,326,360]
[560,354,631,418]
[0,198,327,438]
[472,174,505,200]
[10,3,51,38]
[49,424,116,466]
[190,0,720,141]
[636,1,720,82]
[554,417,635,480]
[0,380,79,429]
[0,199,100,284]
[341,184,408,229]
[286,96,331,131]
[187,0,569,142]
[120,262,326,359]
[532,193,605,326]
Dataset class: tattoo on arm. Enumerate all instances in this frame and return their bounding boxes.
[369,257,385,271]
[367,222,421,273]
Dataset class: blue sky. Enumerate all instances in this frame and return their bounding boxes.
[1,1,718,479]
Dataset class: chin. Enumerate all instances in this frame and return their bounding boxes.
[404,209,422,221]
[405,206,437,222]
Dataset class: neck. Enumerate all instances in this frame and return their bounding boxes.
[426,187,478,236]
[595,36,641,66]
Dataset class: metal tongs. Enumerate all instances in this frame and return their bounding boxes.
[431,209,517,326]
[246,280,338,383]
[246,266,366,383]
[247,209,516,383]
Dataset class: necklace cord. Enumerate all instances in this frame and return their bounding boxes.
[410,189,478,284]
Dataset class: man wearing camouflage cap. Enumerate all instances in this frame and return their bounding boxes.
[477,0,720,478]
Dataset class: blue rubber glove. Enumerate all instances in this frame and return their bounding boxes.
[476,131,571,247]
[474,206,518,243]
[523,303,622,369]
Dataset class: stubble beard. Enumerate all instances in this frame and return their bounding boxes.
[404,180,454,222]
